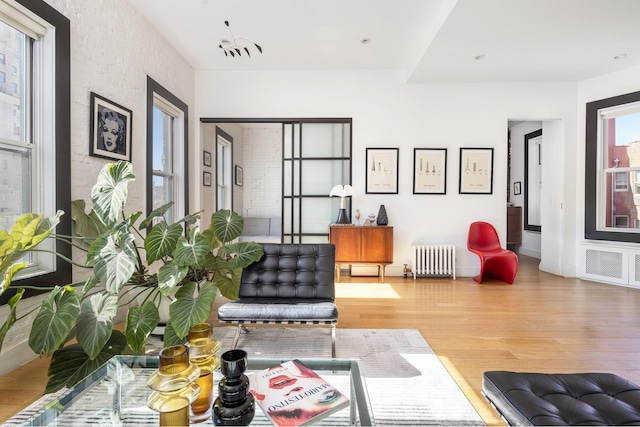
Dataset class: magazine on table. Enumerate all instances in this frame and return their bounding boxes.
[247,359,350,426]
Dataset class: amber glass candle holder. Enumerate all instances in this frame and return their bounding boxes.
[147,345,201,427]
[188,322,222,423]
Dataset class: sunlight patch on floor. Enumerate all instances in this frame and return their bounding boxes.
[335,282,401,298]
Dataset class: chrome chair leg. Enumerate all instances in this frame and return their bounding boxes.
[331,323,336,358]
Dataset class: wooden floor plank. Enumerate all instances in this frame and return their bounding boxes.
[1,255,639,426]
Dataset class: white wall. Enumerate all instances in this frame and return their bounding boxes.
[195,70,578,277]
[0,0,195,374]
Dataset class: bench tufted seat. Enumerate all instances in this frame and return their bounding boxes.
[482,371,640,426]
[218,243,338,356]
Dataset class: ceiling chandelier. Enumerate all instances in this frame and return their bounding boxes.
[219,21,263,58]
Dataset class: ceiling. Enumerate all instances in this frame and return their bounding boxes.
[126,0,640,83]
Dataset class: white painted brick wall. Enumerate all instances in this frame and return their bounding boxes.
[0,0,195,374]
[242,127,282,218]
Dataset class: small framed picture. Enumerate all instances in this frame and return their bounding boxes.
[459,147,494,194]
[89,92,132,162]
[203,150,212,167]
[203,171,212,187]
[413,148,447,194]
[514,181,522,195]
[235,165,243,186]
[366,148,399,194]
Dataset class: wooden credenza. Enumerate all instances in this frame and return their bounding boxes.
[507,206,522,245]
[329,225,393,281]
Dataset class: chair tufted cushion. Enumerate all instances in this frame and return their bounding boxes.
[483,371,640,426]
[239,243,336,301]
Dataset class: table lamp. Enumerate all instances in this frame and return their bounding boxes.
[330,184,354,224]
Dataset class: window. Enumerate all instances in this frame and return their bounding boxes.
[216,127,232,210]
[0,70,4,82]
[0,0,71,305]
[146,76,188,224]
[585,90,640,241]
[615,172,628,191]
[614,215,629,228]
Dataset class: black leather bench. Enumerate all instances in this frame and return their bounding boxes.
[218,243,338,357]
[482,371,640,425]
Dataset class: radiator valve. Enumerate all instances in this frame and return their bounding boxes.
[403,263,412,278]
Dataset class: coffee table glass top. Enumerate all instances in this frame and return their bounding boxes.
[15,355,374,426]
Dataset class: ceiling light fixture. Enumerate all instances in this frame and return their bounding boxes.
[614,53,627,60]
[218,21,263,58]
[361,38,371,45]
[474,54,486,61]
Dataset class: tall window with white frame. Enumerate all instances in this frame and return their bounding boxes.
[0,0,71,304]
[146,77,189,224]
[216,127,233,210]
[585,90,640,241]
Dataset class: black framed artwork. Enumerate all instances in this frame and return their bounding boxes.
[459,147,494,194]
[366,147,399,194]
[413,148,447,194]
[235,165,243,186]
[203,150,212,167]
[89,92,132,162]
[203,171,212,186]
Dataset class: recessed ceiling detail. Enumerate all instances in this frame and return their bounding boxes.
[218,21,263,58]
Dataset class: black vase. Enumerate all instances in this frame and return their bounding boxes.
[377,205,388,225]
[212,349,255,426]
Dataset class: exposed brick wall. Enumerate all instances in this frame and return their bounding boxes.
[242,127,282,218]
[0,0,195,374]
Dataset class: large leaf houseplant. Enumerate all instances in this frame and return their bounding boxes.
[0,161,263,393]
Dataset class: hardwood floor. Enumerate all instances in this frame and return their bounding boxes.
[1,255,639,425]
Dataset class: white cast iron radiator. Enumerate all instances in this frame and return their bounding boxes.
[411,244,456,279]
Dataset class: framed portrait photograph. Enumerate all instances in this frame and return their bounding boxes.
[203,171,212,187]
[235,165,243,186]
[514,181,522,195]
[89,92,132,162]
[413,148,447,194]
[459,147,494,194]
[366,148,399,194]
[203,150,212,167]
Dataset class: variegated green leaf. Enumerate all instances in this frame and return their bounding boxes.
[139,202,174,230]
[92,233,137,293]
[209,209,243,244]
[213,268,241,300]
[125,301,160,354]
[75,293,118,359]
[0,288,24,353]
[169,282,217,338]
[91,161,135,227]
[224,241,264,269]
[29,286,81,355]
[157,262,188,296]
[0,262,27,295]
[173,233,210,268]
[145,222,183,263]
[71,199,107,242]
[46,331,126,393]
[163,321,186,347]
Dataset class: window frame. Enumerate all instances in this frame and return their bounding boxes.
[0,0,71,305]
[146,76,189,223]
[585,90,640,242]
[215,126,233,211]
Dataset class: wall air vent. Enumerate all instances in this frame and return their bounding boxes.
[585,249,623,279]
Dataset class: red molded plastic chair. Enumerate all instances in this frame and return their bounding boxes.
[467,221,518,284]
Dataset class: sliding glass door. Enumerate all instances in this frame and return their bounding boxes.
[282,120,352,243]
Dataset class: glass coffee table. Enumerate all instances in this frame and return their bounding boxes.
[11,356,374,426]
